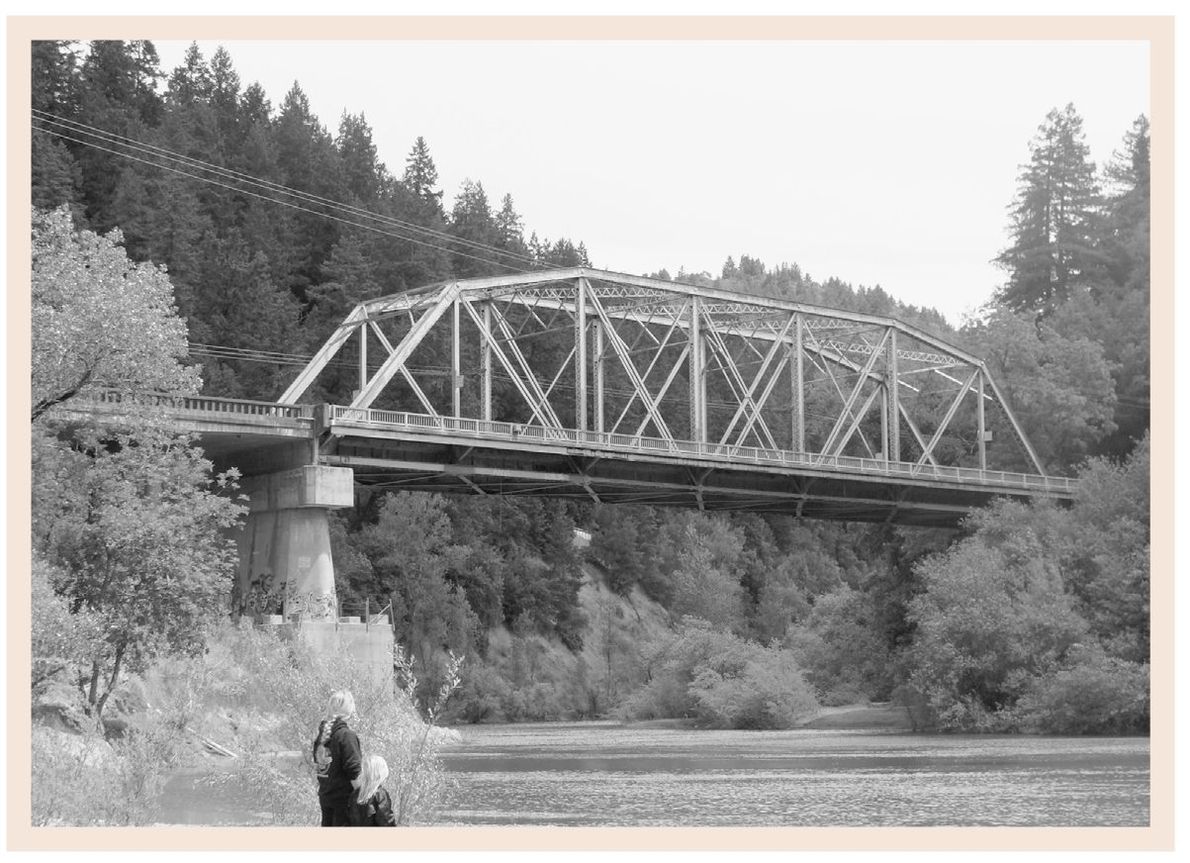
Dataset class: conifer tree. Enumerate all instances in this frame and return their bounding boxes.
[402,135,442,206]
[495,192,529,261]
[336,112,386,204]
[995,104,1105,314]
[449,178,500,277]
[72,41,165,232]
[273,83,343,301]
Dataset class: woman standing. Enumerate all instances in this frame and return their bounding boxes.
[317,690,362,826]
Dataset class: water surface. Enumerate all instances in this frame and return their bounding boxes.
[435,721,1149,827]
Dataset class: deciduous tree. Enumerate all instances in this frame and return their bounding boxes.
[31,206,200,420]
[39,423,242,721]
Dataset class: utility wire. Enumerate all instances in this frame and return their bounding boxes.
[32,109,541,266]
[32,110,542,272]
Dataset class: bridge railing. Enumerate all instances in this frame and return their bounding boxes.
[326,405,1077,495]
[67,389,316,421]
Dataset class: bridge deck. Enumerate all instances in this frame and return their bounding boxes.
[60,392,1076,528]
[320,405,1073,528]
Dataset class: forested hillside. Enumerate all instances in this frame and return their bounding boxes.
[31,41,1150,735]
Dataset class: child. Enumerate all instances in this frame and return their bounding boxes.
[350,754,397,827]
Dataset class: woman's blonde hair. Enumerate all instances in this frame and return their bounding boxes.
[355,754,389,805]
[327,690,356,720]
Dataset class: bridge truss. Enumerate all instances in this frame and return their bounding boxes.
[266,268,1072,525]
[282,268,1045,472]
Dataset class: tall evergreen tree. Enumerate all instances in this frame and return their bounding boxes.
[1057,115,1151,457]
[495,192,530,261]
[1098,115,1150,296]
[335,112,386,204]
[449,178,501,278]
[31,42,85,212]
[72,41,165,232]
[273,83,343,301]
[995,104,1106,314]
[402,135,442,208]
[32,40,81,116]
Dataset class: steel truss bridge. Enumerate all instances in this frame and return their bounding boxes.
[74,268,1076,527]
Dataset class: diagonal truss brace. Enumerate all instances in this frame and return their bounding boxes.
[461,299,564,430]
[589,290,677,443]
[718,314,797,448]
[349,285,461,409]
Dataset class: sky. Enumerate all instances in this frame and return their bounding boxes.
[151,36,1151,327]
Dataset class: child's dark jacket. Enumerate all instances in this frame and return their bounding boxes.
[350,786,397,826]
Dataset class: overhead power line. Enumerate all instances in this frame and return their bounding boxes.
[32,109,542,274]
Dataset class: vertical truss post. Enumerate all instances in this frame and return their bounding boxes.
[887,326,900,462]
[452,297,461,418]
[794,313,805,452]
[881,389,889,466]
[689,296,705,443]
[576,277,589,431]
[594,319,605,434]
[977,369,988,470]
[481,300,493,422]
[358,319,367,398]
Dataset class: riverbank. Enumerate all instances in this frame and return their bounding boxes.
[799,702,915,730]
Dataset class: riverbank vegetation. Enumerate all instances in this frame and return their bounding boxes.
[29,39,1152,825]
[31,622,457,826]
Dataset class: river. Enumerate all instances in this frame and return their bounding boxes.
[158,721,1149,827]
[433,721,1150,827]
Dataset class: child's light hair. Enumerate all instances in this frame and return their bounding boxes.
[355,754,389,806]
[327,690,356,720]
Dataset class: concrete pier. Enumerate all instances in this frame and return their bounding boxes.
[233,465,354,622]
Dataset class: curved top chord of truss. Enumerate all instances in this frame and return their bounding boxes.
[279,267,1048,477]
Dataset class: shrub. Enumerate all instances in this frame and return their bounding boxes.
[32,720,189,826]
[690,647,819,729]
[31,622,461,826]
[1014,646,1149,734]
[615,617,819,729]
[196,622,459,826]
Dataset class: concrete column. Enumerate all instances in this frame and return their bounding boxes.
[233,465,354,623]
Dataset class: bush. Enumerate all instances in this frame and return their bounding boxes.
[691,647,819,729]
[32,720,189,825]
[615,617,819,729]
[1014,646,1149,734]
[31,622,461,826]
[445,628,595,723]
[195,622,458,826]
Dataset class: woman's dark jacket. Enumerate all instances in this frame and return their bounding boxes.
[350,786,397,827]
[312,719,333,796]
[318,717,362,805]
